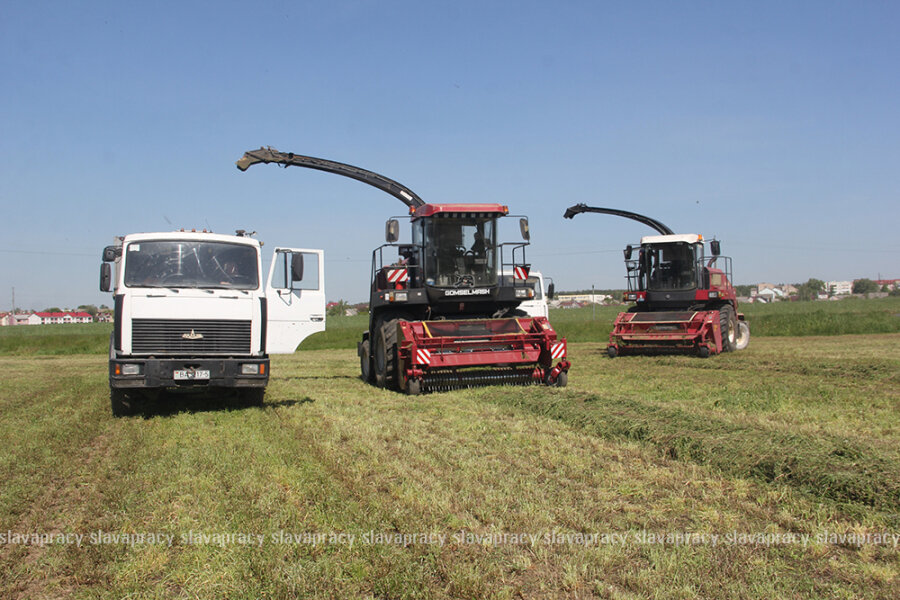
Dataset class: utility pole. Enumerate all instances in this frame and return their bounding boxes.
[592,285,595,320]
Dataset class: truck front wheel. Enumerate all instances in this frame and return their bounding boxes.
[240,388,265,407]
[110,388,135,417]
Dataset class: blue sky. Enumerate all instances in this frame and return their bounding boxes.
[2,0,898,309]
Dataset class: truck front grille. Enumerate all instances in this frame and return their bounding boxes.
[131,319,251,355]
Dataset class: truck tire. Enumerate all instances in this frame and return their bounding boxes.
[360,338,374,383]
[735,320,750,351]
[719,306,737,352]
[374,319,398,390]
[240,388,265,406]
[110,388,134,417]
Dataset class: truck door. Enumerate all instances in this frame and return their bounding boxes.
[265,248,326,353]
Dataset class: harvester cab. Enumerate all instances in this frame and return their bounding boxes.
[564,204,750,358]
[237,147,570,394]
[376,203,535,318]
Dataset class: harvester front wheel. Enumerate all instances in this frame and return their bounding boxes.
[360,339,374,383]
[607,345,618,358]
[374,319,398,390]
[406,378,422,396]
[719,306,737,352]
[555,371,568,387]
[735,321,750,350]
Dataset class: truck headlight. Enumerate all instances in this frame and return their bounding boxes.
[515,288,528,298]
[241,363,262,375]
[120,364,142,375]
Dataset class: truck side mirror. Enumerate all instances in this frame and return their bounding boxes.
[385,219,400,243]
[519,218,530,241]
[103,246,118,262]
[624,245,633,260]
[100,263,112,292]
[710,240,721,256]
[291,254,304,282]
[547,282,555,300]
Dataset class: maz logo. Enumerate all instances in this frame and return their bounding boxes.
[181,329,204,340]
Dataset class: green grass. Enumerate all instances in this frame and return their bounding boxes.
[0,333,898,598]
[0,322,111,356]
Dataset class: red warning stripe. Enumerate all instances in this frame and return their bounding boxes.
[514,266,530,280]
[387,268,408,283]
[550,341,566,359]
[415,348,431,365]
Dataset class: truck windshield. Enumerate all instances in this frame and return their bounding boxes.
[124,240,259,290]
[417,217,497,287]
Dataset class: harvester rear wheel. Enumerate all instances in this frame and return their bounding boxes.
[735,321,750,350]
[360,339,374,383]
[719,306,737,352]
[556,371,568,387]
[374,319,398,390]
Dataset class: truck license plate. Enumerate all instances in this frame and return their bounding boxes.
[174,369,210,381]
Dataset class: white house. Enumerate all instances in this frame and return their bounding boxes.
[824,281,852,296]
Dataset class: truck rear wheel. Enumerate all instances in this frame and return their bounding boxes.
[374,319,398,390]
[719,306,737,352]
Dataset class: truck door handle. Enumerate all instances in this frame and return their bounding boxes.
[312,316,324,322]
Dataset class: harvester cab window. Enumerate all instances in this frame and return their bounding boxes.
[421,217,497,287]
[645,243,698,291]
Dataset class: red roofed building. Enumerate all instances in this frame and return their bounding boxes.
[874,279,900,291]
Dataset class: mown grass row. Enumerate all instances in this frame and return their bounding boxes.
[3,296,900,356]
[482,334,900,525]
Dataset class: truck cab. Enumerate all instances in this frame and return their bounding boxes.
[501,269,553,318]
[100,230,325,415]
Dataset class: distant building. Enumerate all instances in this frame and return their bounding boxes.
[30,311,93,325]
[555,293,610,304]
[874,279,900,291]
[824,281,852,296]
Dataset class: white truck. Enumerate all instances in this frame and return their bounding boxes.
[100,230,325,415]
[501,269,554,318]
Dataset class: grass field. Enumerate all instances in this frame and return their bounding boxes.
[0,300,898,598]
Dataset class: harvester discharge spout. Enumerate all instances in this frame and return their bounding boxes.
[237,147,425,209]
